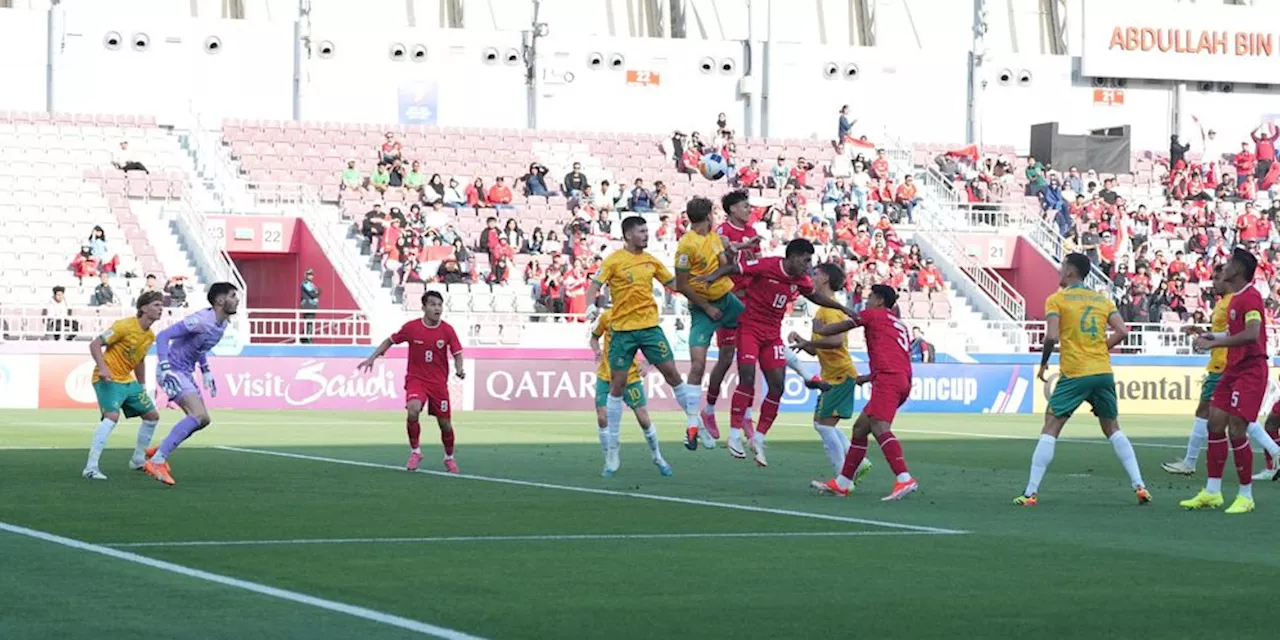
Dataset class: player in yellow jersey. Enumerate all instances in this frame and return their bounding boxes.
[674,196,745,451]
[81,291,167,480]
[590,306,670,477]
[1016,253,1151,506]
[786,262,872,484]
[585,215,705,476]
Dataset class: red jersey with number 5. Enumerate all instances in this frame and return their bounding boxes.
[736,255,813,334]
[1226,285,1268,368]
[853,307,913,377]
[718,220,760,291]
[391,318,462,384]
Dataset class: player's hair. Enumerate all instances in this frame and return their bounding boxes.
[870,283,898,309]
[52,285,65,295]
[815,262,845,290]
[621,215,647,236]
[1063,253,1092,281]
[1232,247,1258,281]
[135,290,164,313]
[206,282,238,306]
[784,238,816,259]
[422,290,444,306]
[720,189,749,213]
[686,197,713,224]
[1213,262,1226,275]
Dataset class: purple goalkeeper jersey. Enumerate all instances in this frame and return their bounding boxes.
[156,308,228,374]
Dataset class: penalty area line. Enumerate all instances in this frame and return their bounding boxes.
[0,521,488,640]
[106,530,952,549]
[215,445,967,535]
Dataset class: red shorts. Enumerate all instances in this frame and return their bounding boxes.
[715,325,739,349]
[406,379,452,419]
[1271,401,1280,419]
[736,326,785,371]
[1211,364,1267,421]
[864,373,911,423]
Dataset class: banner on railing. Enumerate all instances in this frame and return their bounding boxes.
[1032,365,1210,416]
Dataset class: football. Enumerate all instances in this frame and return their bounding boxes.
[697,152,729,180]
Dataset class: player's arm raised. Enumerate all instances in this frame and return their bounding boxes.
[1104,309,1129,350]
[789,317,843,354]
[812,310,859,337]
[1038,314,1060,383]
[803,289,856,317]
[695,258,740,285]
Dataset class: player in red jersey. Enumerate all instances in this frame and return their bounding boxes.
[701,190,763,440]
[809,284,919,501]
[1183,248,1268,513]
[359,290,466,473]
[697,238,854,466]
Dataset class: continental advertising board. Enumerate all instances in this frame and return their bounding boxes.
[1033,366,1260,416]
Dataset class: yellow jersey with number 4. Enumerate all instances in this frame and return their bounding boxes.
[674,230,733,302]
[1206,292,1232,374]
[593,249,674,332]
[592,310,642,384]
[100,317,156,383]
[813,308,858,385]
[1045,284,1118,378]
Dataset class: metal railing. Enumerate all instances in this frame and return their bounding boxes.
[167,193,248,297]
[914,207,1026,321]
[246,308,373,345]
[981,320,1280,355]
[0,306,369,345]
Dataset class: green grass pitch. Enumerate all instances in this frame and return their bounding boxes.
[1,409,1276,639]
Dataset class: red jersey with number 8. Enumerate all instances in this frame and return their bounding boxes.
[735,255,813,335]
[391,318,462,385]
[853,307,913,377]
[1226,285,1268,367]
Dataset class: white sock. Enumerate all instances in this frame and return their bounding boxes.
[1247,422,1280,456]
[744,407,754,422]
[835,474,853,490]
[86,417,117,469]
[1024,434,1056,496]
[133,420,158,462]
[606,395,624,447]
[1183,417,1209,466]
[1239,482,1254,500]
[834,428,851,452]
[728,426,744,443]
[597,427,609,454]
[643,425,663,459]
[783,348,805,377]
[1206,477,1223,494]
[674,382,700,421]
[411,447,422,454]
[1109,431,1145,489]
[814,423,844,473]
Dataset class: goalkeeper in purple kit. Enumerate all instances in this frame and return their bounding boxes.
[142,282,240,486]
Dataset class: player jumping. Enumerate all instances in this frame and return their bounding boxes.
[1164,264,1280,476]
[359,290,466,473]
[585,215,706,477]
[144,282,239,486]
[674,196,744,451]
[695,238,855,466]
[81,291,167,480]
[809,284,919,501]
[1183,248,1268,514]
[1017,254,1150,506]
[786,262,872,484]
[590,305,670,476]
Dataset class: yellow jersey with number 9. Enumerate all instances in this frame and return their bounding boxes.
[1206,291,1232,374]
[593,250,674,332]
[591,310,642,384]
[1045,284,1118,378]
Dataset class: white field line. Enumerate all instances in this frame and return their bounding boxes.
[892,427,1184,450]
[0,521,487,640]
[215,445,967,535]
[107,530,951,549]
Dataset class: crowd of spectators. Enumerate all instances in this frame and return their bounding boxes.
[63,224,186,311]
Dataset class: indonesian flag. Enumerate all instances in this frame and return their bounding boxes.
[945,144,980,164]
[843,135,876,149]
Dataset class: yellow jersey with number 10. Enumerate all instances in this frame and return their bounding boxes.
[100,317,156,383]
[813,308,858,385]
[593,249,674,332]
[1045,284,1118,378]
[1206,292,1232,374]
[591,310,642,384]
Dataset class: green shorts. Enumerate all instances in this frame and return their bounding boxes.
[1048,373,1117,420]
[595,378,647,409]
[814,377,857,420]
[93,380,156,419]
[689,293,745,349]
[1200,371,1222,403]
[608,326,674,372]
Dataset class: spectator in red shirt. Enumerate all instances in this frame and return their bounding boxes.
[895,175,921,223]
[487,177,514,210]
[466,177,493,209]
[380,132,403,164]
[1252,122,1277,179]
[71,244,99,282]
[1238,203,1262,241]
[563,266,588,321]
[1098,231,1118,275]
[486,256,511,285]
[1235,142,1256,186]
[788,157,813,190]
[656,215,672,240]
[916,258,943,294]
[850,228,872,257]
[737,159,761,189]
[871,150,890,181]
[1168,251,1188,276]
[1191,256,1213,282]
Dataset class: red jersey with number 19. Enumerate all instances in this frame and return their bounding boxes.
[853,307,913,378]
[736,255,814,335]
[1226,285,1268,367]
[391,318,462,384]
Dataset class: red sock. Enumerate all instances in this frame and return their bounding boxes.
[875,430,909,476]
[730,385,753,430]
[1206,435,1228,480]
[441,428,456,457]
[1231,435,1253,486]
[407,419,421,449]
[756,393,782,435]
[840,435,869,480]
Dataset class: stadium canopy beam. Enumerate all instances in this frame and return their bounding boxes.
[853,0,875,47]
[1044,0,1067,55]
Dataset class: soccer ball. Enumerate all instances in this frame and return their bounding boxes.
[698,152,729,180]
